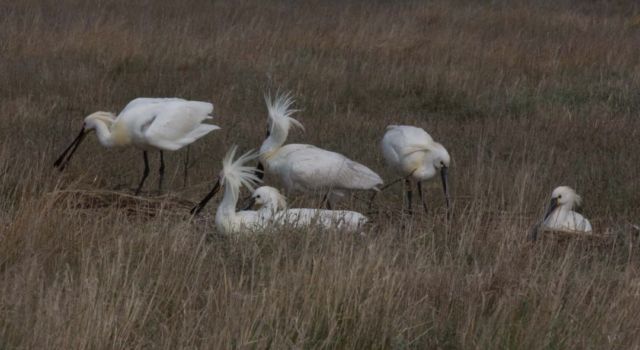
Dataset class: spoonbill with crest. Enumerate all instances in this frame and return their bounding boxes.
[53,98,220,195]
[379,125,450,214]
[194,92,382,213]
[529,186,592,240]
[191,146,265,235]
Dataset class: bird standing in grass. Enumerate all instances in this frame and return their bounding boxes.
[191,92,383,213]
[380,125,450,214]
[246,186,369,232]
[256,92,383,208]
[54,98,220,195]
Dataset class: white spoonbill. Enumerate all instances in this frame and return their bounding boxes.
[192,92,383,213]
[246,186,369,232]
[53,98,220,195]
[536,186,592,237]
[528,186,592,241]
[380,125,450,214]
[256,92,382,207]
[194,146,266,235]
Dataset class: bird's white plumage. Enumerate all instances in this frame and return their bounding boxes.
[214,146,265,235]
[259,93,382,199]
[111,99,219,151]
[380,125,451,213]
[266,144,383,194]
[541,186,593,233]
[252,186,369,232]
[381,125,449,181]
[55,97,220,194]
[119,97,188,115]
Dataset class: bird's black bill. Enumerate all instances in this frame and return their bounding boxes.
[190,179,221,215]
[440,166,450,211]
[256,161,265,180]
[239,196,256,211]
[543,197,559,220]
[53,128,87,171]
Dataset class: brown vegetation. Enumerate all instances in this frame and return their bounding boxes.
[1,0,640,348]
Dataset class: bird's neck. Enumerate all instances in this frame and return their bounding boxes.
[215,182,239,227]
[257,202,278,217]
[550,205,571,221]
[93,119,130,147]
[259,125,288,159]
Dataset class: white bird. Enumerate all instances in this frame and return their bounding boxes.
[380,125,451,214]
[246,186,369,232]
[258,92,382,206]
[540,186,593,233]
[53,98,220,194]
[194,146,266,235]
[192,92,383,213]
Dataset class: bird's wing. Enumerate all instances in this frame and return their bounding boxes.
[275,208,367,231]
[141,101,219,151]
[120,97,187,115]
[382,125,434,161]
[286,147,383,191]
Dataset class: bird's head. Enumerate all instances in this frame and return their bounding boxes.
[83,111,116,132]
[431,143,451,170]
[543,186,581,220]
[53,111,116,171]
[551,186,581,208]
[219,146,261,192]
[264,92,303,139]
[190,146,261,216]
[251,186,287,211]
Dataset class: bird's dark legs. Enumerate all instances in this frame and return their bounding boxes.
[368,190,378,212]
[183,146,190,188]
[158,151,165,193]
[323,193,333,210]
[135,151,150,196]
[405,178,413,215]
[417,181,428,214]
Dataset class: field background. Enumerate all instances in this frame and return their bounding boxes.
[2,0,640,348]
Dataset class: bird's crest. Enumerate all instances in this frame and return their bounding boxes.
[270,188,288,211]
[265,91,304,133]
[221,146,262,193]
[553,186,582,208]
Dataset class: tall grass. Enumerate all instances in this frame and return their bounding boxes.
[1,0,640,348]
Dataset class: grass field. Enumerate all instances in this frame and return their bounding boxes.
[2,0,640,348]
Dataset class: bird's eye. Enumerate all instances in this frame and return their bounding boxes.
[558,195,562,199]
[256,195,261,198]
[440,161,445,166]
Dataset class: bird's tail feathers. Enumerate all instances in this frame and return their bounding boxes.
[186,101,214,117]
[186,124,220,142]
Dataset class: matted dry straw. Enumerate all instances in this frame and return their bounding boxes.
[539,229,614,242]
[46,189,195,218]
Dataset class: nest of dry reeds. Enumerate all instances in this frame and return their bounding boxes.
[46,189,195,218]
[539,229,614,242]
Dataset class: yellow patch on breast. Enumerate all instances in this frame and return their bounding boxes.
[110,122,131,146]
[402,157,423,175]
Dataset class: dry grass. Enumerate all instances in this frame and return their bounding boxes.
[1,0,640,348]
